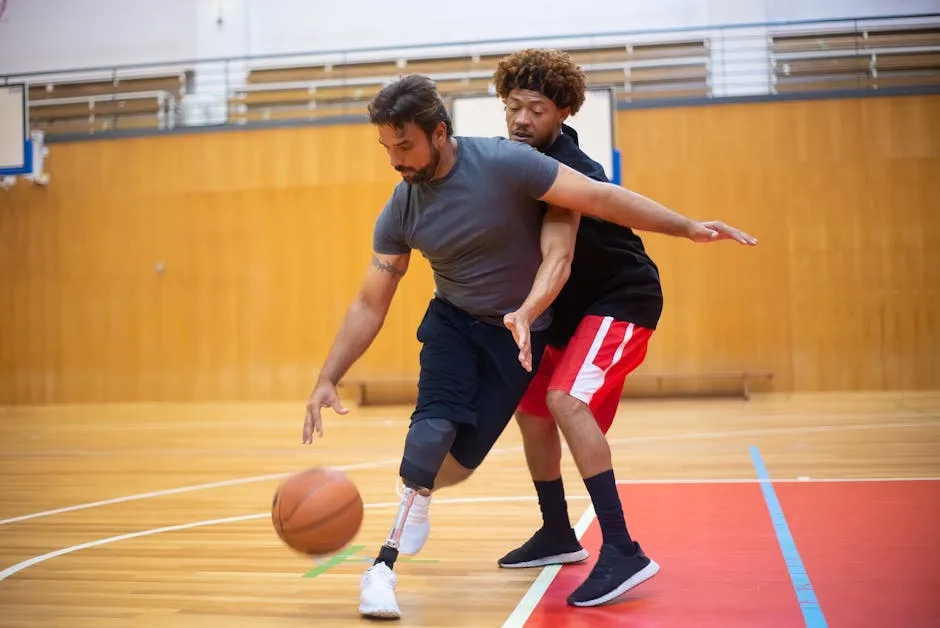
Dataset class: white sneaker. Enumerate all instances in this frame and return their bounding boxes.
[359,562,400,619]
[396,479,431,555]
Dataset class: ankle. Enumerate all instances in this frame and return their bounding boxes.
[583,469,635,550]
[541,524,578,540]
[616,541,638,557]
[374,544,399,569]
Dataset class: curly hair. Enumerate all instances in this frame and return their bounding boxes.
[492,48,587,115]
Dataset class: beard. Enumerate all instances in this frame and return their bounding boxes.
[397,143,441,183]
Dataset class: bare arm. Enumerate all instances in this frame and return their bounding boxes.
[303,250,409,442]
[539,163,758,245]
[316,251,410,386]
[503,206,578,371]
[517,205,579,322]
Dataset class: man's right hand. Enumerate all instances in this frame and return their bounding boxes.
[303,380,349,444]
[503,310,534,372]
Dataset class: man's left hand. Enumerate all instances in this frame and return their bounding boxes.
[688,220,758,245]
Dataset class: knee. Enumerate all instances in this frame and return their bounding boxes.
[545,389,585,422]
[400,418,458,490]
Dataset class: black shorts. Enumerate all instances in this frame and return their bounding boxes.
[411,297,548,470]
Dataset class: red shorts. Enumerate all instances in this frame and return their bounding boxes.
[517,315,653,434]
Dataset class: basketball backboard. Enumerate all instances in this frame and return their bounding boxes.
[0,83,50,188]
[0,84,29,176]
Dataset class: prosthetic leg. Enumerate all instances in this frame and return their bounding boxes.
[359,418,457,619]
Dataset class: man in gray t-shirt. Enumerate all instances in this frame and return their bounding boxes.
[301,74,757,619]
[373,135,559,331]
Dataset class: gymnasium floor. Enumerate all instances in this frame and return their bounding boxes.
[0,392,938,627]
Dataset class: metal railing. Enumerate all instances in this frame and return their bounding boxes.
[2,12,938,141]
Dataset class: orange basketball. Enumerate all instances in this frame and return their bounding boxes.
[271,467,364,556]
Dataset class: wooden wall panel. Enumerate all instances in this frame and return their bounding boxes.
[616,94,940,392]
[0,125,438,404]
[1,94,937,404]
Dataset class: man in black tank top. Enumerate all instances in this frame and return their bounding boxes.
[491,49,754,607]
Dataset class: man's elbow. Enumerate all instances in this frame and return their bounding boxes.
[354,291,392,322]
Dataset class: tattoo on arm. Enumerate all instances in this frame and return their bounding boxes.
[371,255,405,277]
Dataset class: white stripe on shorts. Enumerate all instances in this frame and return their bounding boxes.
[569,318,634,405]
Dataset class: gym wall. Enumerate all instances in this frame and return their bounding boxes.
[1,94,937,404]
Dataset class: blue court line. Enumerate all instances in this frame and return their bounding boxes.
[748,446,828,628]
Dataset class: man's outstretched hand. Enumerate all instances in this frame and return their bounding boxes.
[303,380,349,443]
[687,220,759,246]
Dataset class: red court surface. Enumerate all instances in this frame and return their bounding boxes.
[775,480,940,628]
[523,481,940,627]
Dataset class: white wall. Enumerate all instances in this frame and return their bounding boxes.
[0,0,198,75]
[765,0,940,22]
[2,0,936,76]
[245,0,709,58]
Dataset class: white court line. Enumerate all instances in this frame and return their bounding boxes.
[1,417,935,527]
[604,418,937,449]
[0,513,267,583]
[452,418,938,459]
[0,494,590,583]
[615,476,940,485]
[3,476,938,584]
[3,413,932,459]
[503,504,596,628]
[0,458,402,526]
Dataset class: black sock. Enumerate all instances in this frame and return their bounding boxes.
[534,478,573,537]
[583,469,636,555]
[374,544,399,569]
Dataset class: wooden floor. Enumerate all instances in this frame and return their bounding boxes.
[0,392,938,627]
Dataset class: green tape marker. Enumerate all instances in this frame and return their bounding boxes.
[303,545,439,577]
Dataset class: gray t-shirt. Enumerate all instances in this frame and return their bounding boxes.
[373,136,560,331]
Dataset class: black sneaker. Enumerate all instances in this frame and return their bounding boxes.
[498,527,590,569]
[566,542,660,607]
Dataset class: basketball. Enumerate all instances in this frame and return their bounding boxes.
[271,467,364,556]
